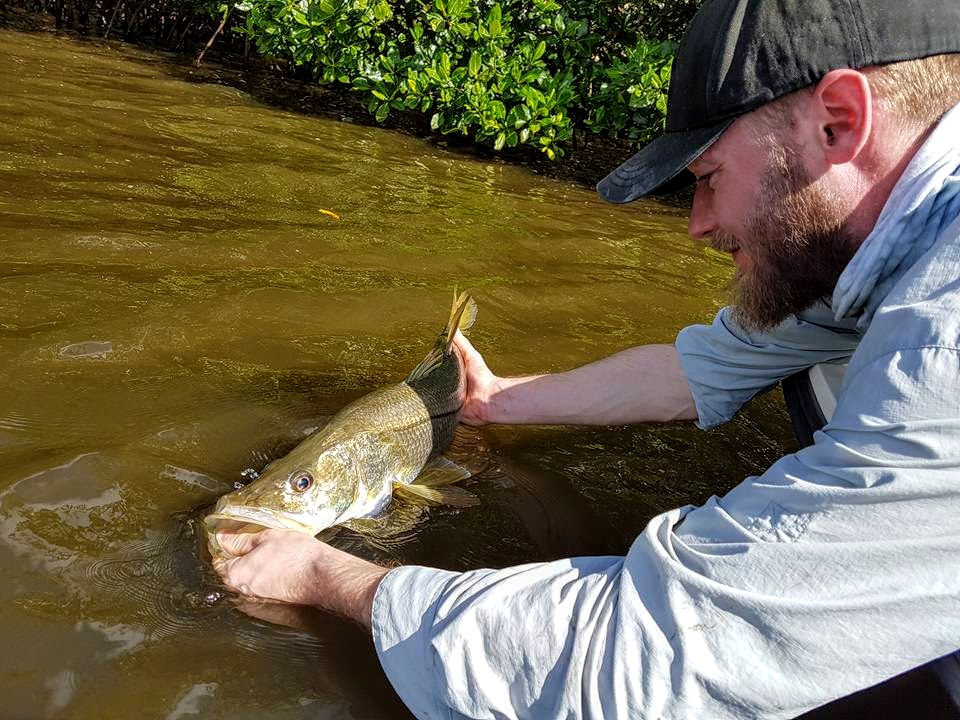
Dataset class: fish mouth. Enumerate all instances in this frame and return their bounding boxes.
[204,506,322,536]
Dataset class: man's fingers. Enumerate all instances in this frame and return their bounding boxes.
[216,529,264,558]
[453,330,483,363]
[452,328,471,349]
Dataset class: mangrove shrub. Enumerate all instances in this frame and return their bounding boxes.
[239,0,688,157]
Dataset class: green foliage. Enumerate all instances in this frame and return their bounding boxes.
[183,0,230,19]
[237,0,697,158]
[585,39,674,145]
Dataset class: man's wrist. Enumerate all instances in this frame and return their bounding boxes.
[309,545,390,629]
[484,375,522,424]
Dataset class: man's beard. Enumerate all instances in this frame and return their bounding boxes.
[716,145,860,331]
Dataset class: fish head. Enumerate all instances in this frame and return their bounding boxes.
[205,443,357,540]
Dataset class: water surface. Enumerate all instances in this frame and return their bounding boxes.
[0,29,796,719]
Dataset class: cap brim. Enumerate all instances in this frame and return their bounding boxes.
[596,118,735,203]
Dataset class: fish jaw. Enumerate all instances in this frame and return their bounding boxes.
[204,502,337,537]
[203,502,341,560]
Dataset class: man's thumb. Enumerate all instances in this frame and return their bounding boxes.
[215,529,262,557]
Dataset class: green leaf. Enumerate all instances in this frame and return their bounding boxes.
[533,40,546,60]
[371,89,388,101]
[468,52,481,77]
[373,1,390,21]
[375,103,389,122]
[487,3,502,36]
[430,112,442,130]
[493,131,506,151]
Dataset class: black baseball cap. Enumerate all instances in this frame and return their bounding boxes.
[597,0,960,203]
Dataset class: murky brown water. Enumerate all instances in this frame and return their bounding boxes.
[0,29,797,719]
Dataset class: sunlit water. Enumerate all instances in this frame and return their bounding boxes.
[0,29,797,719]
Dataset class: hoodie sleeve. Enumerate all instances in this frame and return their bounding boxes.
[675,303,860,428]
[370,344,960,720]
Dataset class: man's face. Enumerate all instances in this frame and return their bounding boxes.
[687,113,859,330]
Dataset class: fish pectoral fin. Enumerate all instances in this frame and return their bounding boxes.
[395,456,478,508]
[393,481,480,508]
[392,481,445,505]
[414,455,472,487]
[432,485,480,508]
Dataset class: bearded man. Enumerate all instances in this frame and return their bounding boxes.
[214,0,960,717]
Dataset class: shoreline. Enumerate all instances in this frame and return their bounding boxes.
[1,5,692,203]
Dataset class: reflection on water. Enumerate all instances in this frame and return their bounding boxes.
[0,28,796,718]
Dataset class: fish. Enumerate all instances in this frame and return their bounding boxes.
[204,291,480,549]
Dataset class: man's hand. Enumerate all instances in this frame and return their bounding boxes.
[213,529,389,630]
[453,331,503,425]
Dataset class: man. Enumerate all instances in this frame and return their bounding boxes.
[214,0,960,717]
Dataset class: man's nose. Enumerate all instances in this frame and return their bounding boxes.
[688,186,717,239]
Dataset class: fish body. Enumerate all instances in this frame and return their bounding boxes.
[205,292,478,540]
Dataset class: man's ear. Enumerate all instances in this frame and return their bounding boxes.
[812,69,873,165]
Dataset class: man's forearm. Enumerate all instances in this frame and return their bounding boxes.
[485,344,697,425]
[308,544,390,630]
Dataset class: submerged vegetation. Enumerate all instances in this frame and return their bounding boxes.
[7,0,700,159]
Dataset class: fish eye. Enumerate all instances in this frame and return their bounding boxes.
[290,471,313,493]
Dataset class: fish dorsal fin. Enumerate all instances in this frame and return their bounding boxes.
[405,289,478,382]
[405,347,444,382]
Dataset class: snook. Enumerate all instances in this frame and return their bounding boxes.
[205,292,478,543]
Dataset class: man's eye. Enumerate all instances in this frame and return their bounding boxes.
[696,171,715,187]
